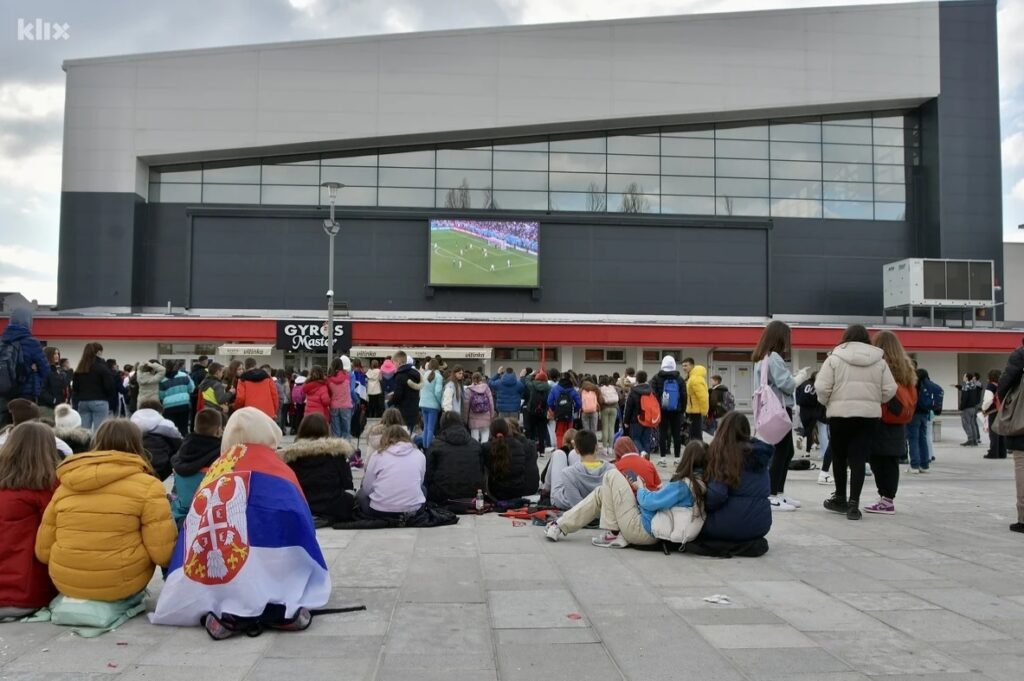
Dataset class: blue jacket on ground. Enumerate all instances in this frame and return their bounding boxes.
[637,479,695,535]
[547,380,582,417]
[0,312,49,399]
[159,371,195,410]
[490,372,525,413]
[701,439,773,542]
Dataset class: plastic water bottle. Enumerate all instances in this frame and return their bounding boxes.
[475,489,485,512]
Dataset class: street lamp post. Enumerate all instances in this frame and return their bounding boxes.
[321,181,343,370]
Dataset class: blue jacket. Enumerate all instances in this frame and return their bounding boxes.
[547,380,582,417]
[159,371,195,410]
[490,372,525,413]
[637,479,695,535]
[0,323,49,398]
[701,439,773,542]
[419,371,444,411]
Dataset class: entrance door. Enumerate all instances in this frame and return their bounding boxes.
[712,362,756,412]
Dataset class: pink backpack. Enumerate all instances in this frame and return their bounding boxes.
[581,390,598,414]
[752,358,792,445]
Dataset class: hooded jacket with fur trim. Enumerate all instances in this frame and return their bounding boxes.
[815,342,898,419]
[280,437,355,522]
[424,424,484,503]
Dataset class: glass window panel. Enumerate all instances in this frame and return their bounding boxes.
[607,154,658,174]
[436,169,491,189]
[823,181,873,201]
[770,122,821,143]
[436,148,492,169]
[874,165,905,184]
[873,146,904,164]
[492,190,548,210]
[823,200,873,219]
[661,195,715,215]
[873,115,904,128]
[434,188,490,209]
[550,172,605,192]
[716,196,769,217]
[609,192,658,213]
[261,184,319,205]
[549,191,599,212]
[378,167,433,187]
[608,174,659,194]
[320,185,376,206]
[822,124,873,145]
[874,183,906,202]
[716,177,769,198]
[661,176,714,196]
[771,198,822,218]
[875,202,906,220]
[824,144,873,163]
[822,115,871,126]
[202,184,260,203]
[607,135,659,155]
[771,179,822,199]
[661,156,714,176]
[493,170,547,191]
[873,127,904,146]
[550,152,605,173]
[770,141,821,161]
[716,124,768,140]
[378,187,433,207]
[320,165,376,186]
[550,137,605,153]
[660,136,714,157]
[322,154,377,166]
[662,127,714,138]
[378,149,434,168]
[493,150,547,171]
[717,158,769,178]
[493,140,548,152]
[149,183,200,202]
[823,162,873,182]
[261,163,319,185]
[716,139,769,159]
[203,165,260,184]
[770,160,821,180]
[152,168,201,183]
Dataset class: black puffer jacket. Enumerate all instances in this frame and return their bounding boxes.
[391,364,422,425]
[997,345,1024,451]
[425,423,484,502]
[281,437,356,522]
[143,432,181,481]
[483,435,539,501]
[171,433,222,476]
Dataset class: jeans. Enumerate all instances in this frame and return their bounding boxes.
[961,406,981,444]
[580,411,598,435]
[907,413,930,470]
[79,399,110,433]
[629,424,654,454]
[924,415,935,461]
[817,421,830,458]
[421,407,439,449]
[658,411,684,458]
[331,407,353,440]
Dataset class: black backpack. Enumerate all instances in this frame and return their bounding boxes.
[554,391,574,421]
[529,387,548,416]
[0,340,26,399]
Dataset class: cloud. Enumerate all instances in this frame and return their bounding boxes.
[1007,132,1024,169]
[0,83,63,121]
[1013,177,1024,201]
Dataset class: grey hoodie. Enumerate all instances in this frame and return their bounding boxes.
[552,459,612,510]
[815,342,897,419]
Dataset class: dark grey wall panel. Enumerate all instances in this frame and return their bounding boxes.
[57,192,139,309]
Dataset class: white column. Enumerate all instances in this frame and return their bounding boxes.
[559,346,574,372]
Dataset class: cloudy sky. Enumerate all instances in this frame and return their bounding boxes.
[0,0,1021,304]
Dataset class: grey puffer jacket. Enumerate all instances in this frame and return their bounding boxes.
[815,342,897,419]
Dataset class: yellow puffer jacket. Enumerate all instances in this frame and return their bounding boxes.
[35,451,177,602]
[686,365,710,416]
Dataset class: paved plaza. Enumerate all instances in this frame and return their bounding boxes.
[2,417,1023,681]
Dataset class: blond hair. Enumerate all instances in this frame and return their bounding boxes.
[379,424,412,450]
[0,422,58,490]
[872,330,917,386]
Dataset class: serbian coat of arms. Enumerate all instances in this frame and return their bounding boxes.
[183,472,250,584]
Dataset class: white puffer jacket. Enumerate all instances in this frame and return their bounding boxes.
[815,342,897,419]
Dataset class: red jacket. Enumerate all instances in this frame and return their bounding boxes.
[234,369,279,420]
[615,453,661,494]
[0,487,57,609]
[303,380,331,420]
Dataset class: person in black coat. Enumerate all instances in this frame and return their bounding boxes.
[996,339,1024,534]
[425,412,484,503]
[482,418,539,501]
[281,413,355,527]
[390,351,422,431]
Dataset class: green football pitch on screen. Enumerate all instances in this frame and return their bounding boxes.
[429,227,539,288]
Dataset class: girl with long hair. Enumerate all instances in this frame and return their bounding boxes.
[281,412,355,525]
[356,424,425,519]
[865,330,916,515]
[418,359,445,449]
[482,418,538,501]
[302,365,331,421]
[441,365,466,417]
[71,342,117,433]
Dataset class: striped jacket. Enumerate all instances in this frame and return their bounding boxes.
[159,371,194,410]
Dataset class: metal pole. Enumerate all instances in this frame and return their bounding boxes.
[327,196,336,370]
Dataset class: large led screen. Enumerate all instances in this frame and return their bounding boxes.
[429,219,539,288]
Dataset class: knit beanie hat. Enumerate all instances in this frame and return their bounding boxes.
[54,404,82,430]
[381,359,396,374]
[7,398,39,425]
[221,407,282,453]
[613,436,639,460]
[535,371,548,382]
[661,356,677,372]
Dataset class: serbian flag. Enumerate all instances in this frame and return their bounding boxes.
[150,443,331,625]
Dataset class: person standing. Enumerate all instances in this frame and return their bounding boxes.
[327,357,353,440]
[275,369,291,432]
[233,358,279,423]
[996,339,1024,534]
[135,360,166,406]
[707,374,734,436]
[465,372,494,443]
[955,373,984,447]
[159,360,196,436]
[623,371,657,458]
[864,330,916,515]
[983,369,1006,459]
[681,357,709,444]
[71,343,117,433]
[390,351,423,432]
[598,376,620,445]
[578,380,601,435]
[547,372,582,450]
[490,366,525,423]
[418,359,445,449]
[0,309,49,426]
[366,359,384,418]
[815,324,897,521]
[650,356,685,464]
[524,371,551,454]
[37,347,69,422]
[442,366,467,417]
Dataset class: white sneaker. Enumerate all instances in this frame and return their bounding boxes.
[544,521,565,542]
[769,496,796,512]
[592,531,629,548]
[817,471,833,485]
[779,495,801,509]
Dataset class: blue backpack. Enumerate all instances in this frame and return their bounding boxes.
[661,378,681,412]
[917,380,944,416]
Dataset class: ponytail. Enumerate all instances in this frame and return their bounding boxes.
[489,418,512,477]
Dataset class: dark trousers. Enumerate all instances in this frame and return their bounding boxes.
[686,413,704,443]
[165,406,190,436]
[869,453,900,499]
[368,393,385,419]
[988,413,1007,458]
[658,411,684,458]
[822,445,832,472]
[829,416,874,503]
[526,412,549,453]
[768,409,795,495]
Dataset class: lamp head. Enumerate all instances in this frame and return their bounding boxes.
[321,181,343,201]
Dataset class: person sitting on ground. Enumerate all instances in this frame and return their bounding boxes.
[425,411,484,505]
[364,407,408,469]
[540,428,580,499]
[0,423,60,619]
[0,398,73,458]
[150,408,330,635]
[53,404,91,454]
[357,424,426,519]
[612,436,661,492]
[551,430,612,511]
[169,408,223,526]
[281,413,355,527]
[35,419,177,603]
[482,418,539,502]
[130,399,183,481]
[234,358,280,421]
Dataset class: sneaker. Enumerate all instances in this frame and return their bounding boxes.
[823,495,849,514]
[769,496,796,512]
[202,613,234,640]
[592,531,629,548]
[779,495,801,509]
[864,498,895,515]
[918,468,930,474]
[960,441,972,447]
[847,505,863,521]
[272,607,312,632]
[657,458,667,467]
[817,471,833,486]
[545,521,565,542]
[1010,523,1024,534]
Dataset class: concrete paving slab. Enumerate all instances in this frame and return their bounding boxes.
[907,587,1024,620]
[831,591,942,612]
[811,630,973,676]
[496,643,622,681]
[488,589,589,629]
[246,656,377,681]
[722,647,853,677]
[872,609,1009,642]
[694,623,818,649]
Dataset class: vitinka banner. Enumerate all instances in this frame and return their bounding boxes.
[275,320,352,354]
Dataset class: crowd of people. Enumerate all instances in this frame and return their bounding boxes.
[1,305,1023,637]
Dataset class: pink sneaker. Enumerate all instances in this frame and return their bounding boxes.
[591,532,629,548]
[863,498,895,515]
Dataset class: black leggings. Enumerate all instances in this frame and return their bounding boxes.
[829,417,875,503]
[768,409,795,495]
